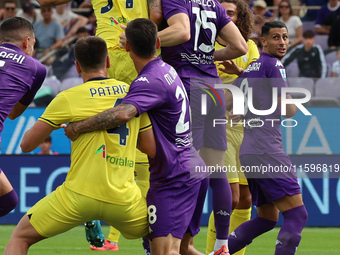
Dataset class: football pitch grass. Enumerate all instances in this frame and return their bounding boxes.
[1,225,340,254]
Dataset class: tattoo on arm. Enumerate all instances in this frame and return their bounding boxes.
[73,104,138,133]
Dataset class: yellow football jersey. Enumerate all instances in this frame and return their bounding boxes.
[91,0,148,50]
[215,39,260,132]
[39,78,151,205]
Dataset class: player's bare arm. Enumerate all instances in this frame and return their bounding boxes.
[65,103,138,141]
[148,0,163,25]
[278,94,298,118]
[21,121,55,153]
[37,0,71,7]
[158,13,190,47]
[8,102,28,120]
[137,128,156,158]
[214,22,248,61]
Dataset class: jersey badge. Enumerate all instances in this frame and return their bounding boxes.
[279,69,287,81]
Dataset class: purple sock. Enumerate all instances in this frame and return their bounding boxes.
[210,177,232,239]
[229,216,277,254]
[275,205,308,255]
[142,237,150,255]
[0,189,18,217]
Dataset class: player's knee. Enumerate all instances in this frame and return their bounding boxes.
[0,189,18,217]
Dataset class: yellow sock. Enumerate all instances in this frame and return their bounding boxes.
[205,211,216,254]
[107,226,121,243]
[229,208,252,255]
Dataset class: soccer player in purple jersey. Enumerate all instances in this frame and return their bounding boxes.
[0,17,46,217]
[65,18,209,255]
[225,20,308,255]
[154,1,248,254]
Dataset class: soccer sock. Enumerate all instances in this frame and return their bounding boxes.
[275,205,308,255]
[142,237,151,255]
[210,178,232,240]
[205,212,216,254]
[107,226,120,243]
[228,216,277,254]
[229,208,252,255]
[0,189,18,217]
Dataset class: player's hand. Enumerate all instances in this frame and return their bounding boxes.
[228,109,242,123]
[118,24,127,48]
[64,123,80,141]
[218,60,243,76]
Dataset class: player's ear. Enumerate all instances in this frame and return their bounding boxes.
[156,37,161,50]
[22,37,29,50]
[106,55,110,68]
[75,60,82,74]
[260,37,266,47]
[125,40,131,52]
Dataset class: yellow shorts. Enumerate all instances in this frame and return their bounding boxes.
[27,184,148,239]
[225,129,248,185]
[107,48,138,84]
[135,162,150,198]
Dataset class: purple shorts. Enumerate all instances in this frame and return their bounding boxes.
[182,78,227,151]
[147,178,209,239]
[240,153,301,206]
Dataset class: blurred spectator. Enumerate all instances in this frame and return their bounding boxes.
[282,30,327,78]
[328,17,340,48]
[331,47,340,77]
[276,0,303,48]
[250,32,263,53]
[84,8,96,35]
[17,1,43,25]
[34,6,64,61]
[38,136,59,155]
[314,0,340,34]
[52,3,88,39]
[294,0,328,21]
[253,0,274,35]
[0,0,17,24]
[52,27,90,80]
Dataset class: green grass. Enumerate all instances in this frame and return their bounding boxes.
[1,225,340,254]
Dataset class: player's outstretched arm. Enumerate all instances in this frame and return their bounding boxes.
[214,22,248,61]
[37,0,71,7]
[65,103,138,140]
[21,120,55,153]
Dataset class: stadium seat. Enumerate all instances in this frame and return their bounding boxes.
[42,76,61,97]
[311,77,340,106]
[325,50,337,66]
[314,35,329,51]
[59,77,83,92]
[285,60,299,77]
[302,21,315,32]
[287,77,315,98]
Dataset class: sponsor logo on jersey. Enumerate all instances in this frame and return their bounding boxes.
[135,77,150,83]
[109,16,131,26]
[95,144,106,158]
[275,60,283,67]
[280,68,287,81]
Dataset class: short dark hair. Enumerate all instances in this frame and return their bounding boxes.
[76,27,89,35]
[125,18,157,58]
[261,20,287,37]
[303,30,315,39]
[74,36,108,72]
[0,17,34,43]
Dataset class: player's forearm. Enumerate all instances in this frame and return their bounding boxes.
[73,103,138,133]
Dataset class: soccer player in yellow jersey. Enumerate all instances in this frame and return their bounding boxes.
[205,1,260,254]
[4,36,156,255]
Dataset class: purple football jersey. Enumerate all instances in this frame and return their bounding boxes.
[161,0,231,84]
[0,44,46,142]
[122,58,207,189]
[233,53,289,156]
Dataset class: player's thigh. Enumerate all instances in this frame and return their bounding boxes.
[28,186,100,238]
[107,48,137,84]
[147,182,202,240]
[102,196,149,239]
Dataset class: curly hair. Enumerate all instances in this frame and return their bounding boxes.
[219,0,255,41]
